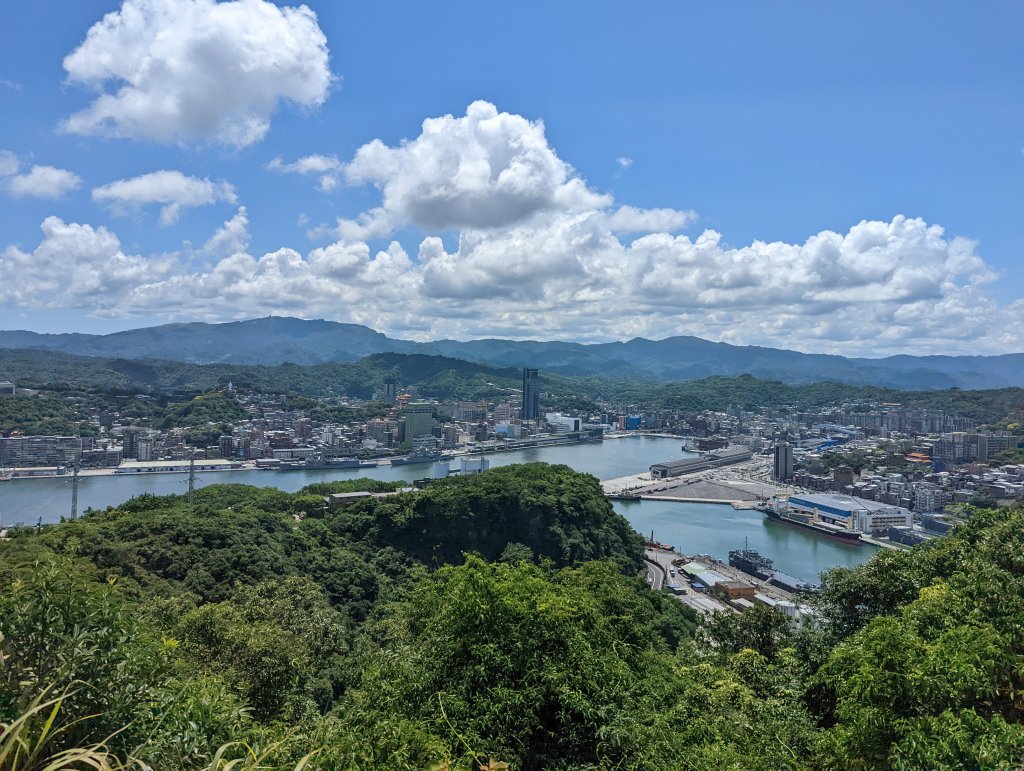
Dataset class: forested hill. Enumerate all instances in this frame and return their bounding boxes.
[2,315,1023,389]
[1,465,1022,768]
[0,347,522,400]
[3,347,1024,430]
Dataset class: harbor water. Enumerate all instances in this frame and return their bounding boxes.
[0,435,875,582]
[612,498,871,585]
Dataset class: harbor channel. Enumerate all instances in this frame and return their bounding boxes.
[0,435,875,584]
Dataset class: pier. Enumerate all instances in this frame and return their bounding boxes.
[601,455,789,507]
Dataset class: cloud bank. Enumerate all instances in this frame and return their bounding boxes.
[0,217,174,311]
[4,207,1018,356]
[4,101,1019,356]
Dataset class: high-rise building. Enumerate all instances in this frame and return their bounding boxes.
[137,438,154,462]
[932,432,1009,466]
[773,442,794,481]
[384,378,398,404]
[122,429,140,459]
[521,368,541,421]
[0,380,15,396]
[402,402,435,448]
[0,436,82,467]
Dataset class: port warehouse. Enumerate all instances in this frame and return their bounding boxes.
[785,493,912,534]
[114,459,242,473]
[649,447,753,479]
[674,560,810,616]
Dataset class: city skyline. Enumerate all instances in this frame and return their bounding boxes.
[1,1,1021,357]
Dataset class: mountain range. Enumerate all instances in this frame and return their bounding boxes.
[1,316,1022,391]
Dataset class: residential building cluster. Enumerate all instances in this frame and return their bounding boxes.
[1,368,611,474]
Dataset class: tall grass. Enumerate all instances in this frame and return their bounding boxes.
[0,685,317,771]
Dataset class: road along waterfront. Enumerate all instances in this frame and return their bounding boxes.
[0,435,876,583]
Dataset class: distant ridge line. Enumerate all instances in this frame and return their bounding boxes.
[0,316,1021,390]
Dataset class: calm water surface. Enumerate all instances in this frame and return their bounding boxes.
[613,499,873,584]
[0,435,875,581]
[0,436,687,525]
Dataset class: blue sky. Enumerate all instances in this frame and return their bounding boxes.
[0,0,1021,355]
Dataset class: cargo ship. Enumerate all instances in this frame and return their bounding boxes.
[759,502,863,545]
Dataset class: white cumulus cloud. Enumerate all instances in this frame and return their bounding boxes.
[0,217,174,311]
[121,239,420,328]
[92,170,237,225]
[337,100,612,239]
[7,165,83,199]
[200,206,250,258]
[5,211,1015,356]
[61,0,333,147]
[605,205,696,233]
[411,212,1014,353]
[267,154,342,192]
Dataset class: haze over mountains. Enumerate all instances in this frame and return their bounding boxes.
[1,316,1022,391]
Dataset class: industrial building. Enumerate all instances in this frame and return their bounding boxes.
[650,447,753,479]
[786,493,911,535]
[114,459,241,473]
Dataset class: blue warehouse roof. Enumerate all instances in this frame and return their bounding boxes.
[789,493,896,516]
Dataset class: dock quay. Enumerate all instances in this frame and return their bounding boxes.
[859,534,908,551]
[601,456,789,506]
[466,433,602,454]
[643,543,813,621]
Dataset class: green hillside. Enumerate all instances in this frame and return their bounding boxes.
[1,466,1021,768]
[3,349,1024,436]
